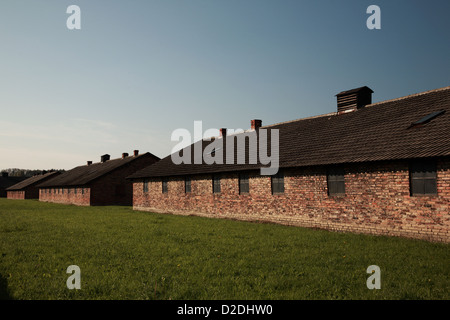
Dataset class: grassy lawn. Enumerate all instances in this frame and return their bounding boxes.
[0,198,448,300]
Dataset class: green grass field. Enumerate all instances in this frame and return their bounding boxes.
[0,198,448,300]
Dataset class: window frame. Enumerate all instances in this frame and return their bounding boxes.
[185,176,191,193]
[271,170,284,195]
[239,172,249,194]
[143,179,149,193]
[409,159,437,196]
[212,174,221,194]
[327,167,346,196]
[162,178,168,194]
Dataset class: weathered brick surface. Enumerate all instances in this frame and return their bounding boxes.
[7,190,27,200]
[133,157,450,242]
[39,187,91,206]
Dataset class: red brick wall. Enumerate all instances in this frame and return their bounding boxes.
[39,187,91,206]
[7,190,26,200]
[133,157,450,242]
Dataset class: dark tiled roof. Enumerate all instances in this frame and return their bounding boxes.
[128,86,450,179]
[38,153,159,187]
[6,171,61,191]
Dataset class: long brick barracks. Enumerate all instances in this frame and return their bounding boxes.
[5,86,450,242]
[128,86,450,243]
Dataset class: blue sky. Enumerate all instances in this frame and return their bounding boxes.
[0,0,449,170]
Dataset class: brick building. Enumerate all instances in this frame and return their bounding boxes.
[129,86,450,242]
[6,171,61,200]
[38,150,159,206]
[0,172,27,198]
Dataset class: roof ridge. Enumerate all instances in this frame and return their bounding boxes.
[204,111,336,139]
[6,171,59,190]
[82,153,147,166]
[38,153,154,187]
[262,112,336,129]
[256,86,450,129]
[367,86,450,108]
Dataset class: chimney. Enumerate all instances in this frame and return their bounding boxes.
[219,128,227,137]
[336,86,373,114]
[133,150,139,157]
[1,172,8,178]
[101,154,110,163]
[87,161,92,166]
[122,153,129,159]
[251,119,262,130]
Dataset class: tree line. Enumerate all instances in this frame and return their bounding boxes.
[0,168,65,177]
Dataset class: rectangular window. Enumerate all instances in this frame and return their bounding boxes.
[410,159,437,196]
[212,174,221,193]
[143,179,149,193]
[74,188,77,195]
[162,178,168,194]
[327,168,345,196]
[239,173,249,194]
[271,170,284,194]
[185,176,191,193]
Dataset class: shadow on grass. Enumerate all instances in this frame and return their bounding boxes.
[0,274,12,300]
